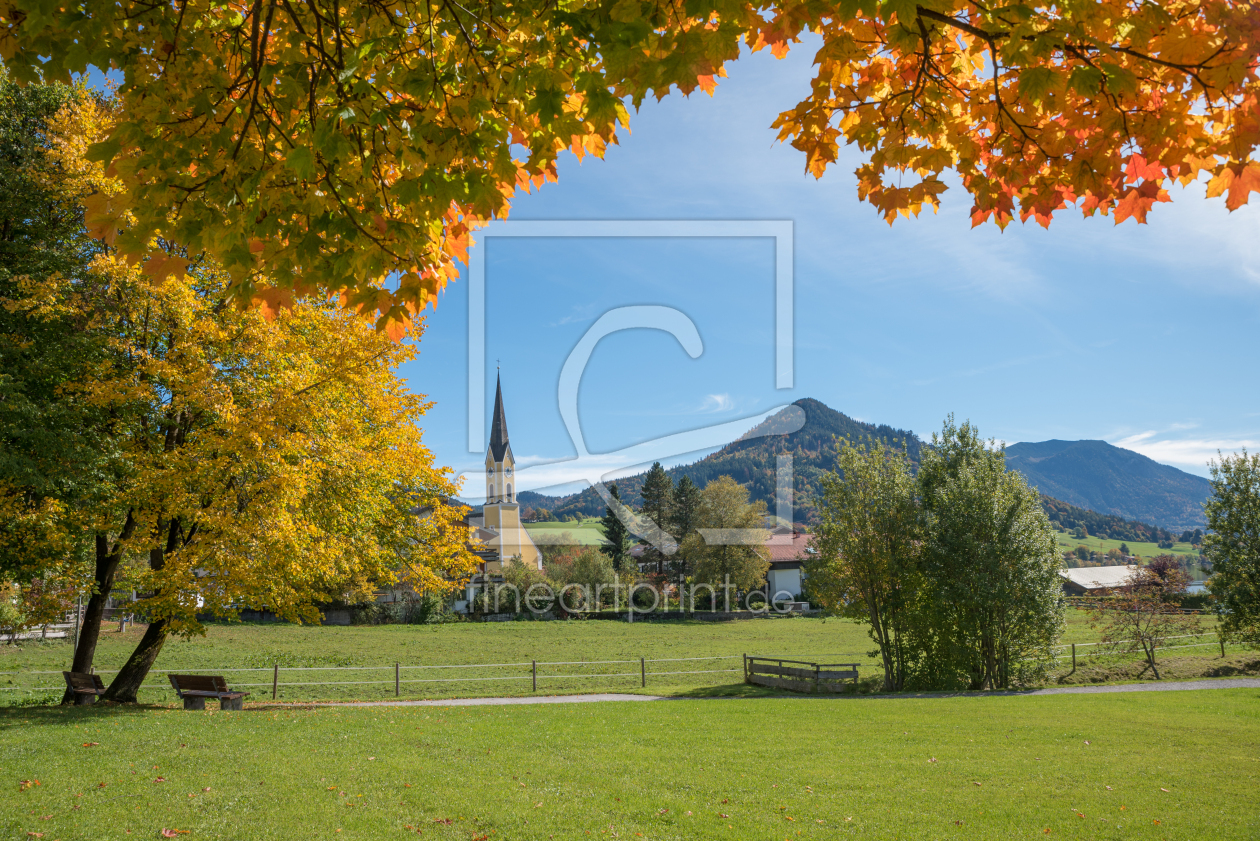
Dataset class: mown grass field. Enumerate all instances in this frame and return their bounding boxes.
[524,518,606,546]
[0,612,1241,706]
[1051,531,1199,562]
[2,689,1258,840]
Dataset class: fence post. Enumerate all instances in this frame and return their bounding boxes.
[272,664,278,700]
[395,663,400,697]
[1071,643,1076,674]
[1220,636,1226,658]
[532,660,537,693]
[743,654,748,684]
[640,657,646,688]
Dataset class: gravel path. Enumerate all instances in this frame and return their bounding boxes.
[303,677,1260,708]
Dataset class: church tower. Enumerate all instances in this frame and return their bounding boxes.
[481,375,542,569]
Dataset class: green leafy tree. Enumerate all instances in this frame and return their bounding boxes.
[809,438,923,692]
[917,417,1065,690]
[681,475,770,596]
[1204,450,1260,648]
[598,483,633,572]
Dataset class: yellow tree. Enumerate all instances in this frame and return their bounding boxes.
[18,88,477,702]
[681,475,770,600]
[2,0,1256,323]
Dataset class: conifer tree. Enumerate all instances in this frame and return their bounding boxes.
[639,462,673,575]
[598,483,633,573]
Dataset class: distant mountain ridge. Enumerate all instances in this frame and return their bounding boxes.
[1004,439,1210,531]
[515,399,1211,533]
[518,398,919,522]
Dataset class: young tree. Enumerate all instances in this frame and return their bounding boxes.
[598,484,633,572]
[917,417,1065,690]
[639,462,674,575]
[1089,564,1199,679]
[1204,450,1260,648]
[809,439,923,692]
[681,475,770,596]
[3,0,1255,319]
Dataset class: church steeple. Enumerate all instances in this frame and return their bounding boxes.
[489,373,510,463]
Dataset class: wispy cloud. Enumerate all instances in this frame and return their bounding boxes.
[697,393,735,413]
[1111,431,1258,475]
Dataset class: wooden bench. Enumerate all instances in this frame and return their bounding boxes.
[744,657,859,694]
[63,671,107,705]
[168,674,250,711]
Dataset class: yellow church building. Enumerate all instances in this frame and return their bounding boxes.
[468,375,542,570]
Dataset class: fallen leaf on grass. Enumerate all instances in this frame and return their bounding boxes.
[928,758,938,763]
[1105,786,1112,791]
[718,813,728,819]
[1083,741,1090,745]
[1160,788,1170,793]
[25,833,41,838]
[202,787,210,792]
[160,830,189,837]
[973,782,982,787]
[153,778,167,783]
[1154,820,1161,825]
[433,819,452,825]
[82,742,100,747]
[954,821,964,826]
[1121,806,1127,811]
[38,815,51,820]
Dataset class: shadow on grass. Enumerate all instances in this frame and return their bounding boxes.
[0,701,176,728]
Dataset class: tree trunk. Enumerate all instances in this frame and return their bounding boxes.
[102,618,168,702]
[102,517,181,703]
[61,514,135,704]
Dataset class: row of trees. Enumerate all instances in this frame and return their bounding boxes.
[598,471,773,599]
[805,418,1065,692]
[0,82,477,702]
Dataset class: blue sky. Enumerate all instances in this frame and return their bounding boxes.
[86,48,1260,498]
[404,41,1260,498]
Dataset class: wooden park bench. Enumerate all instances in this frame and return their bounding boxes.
[744,656,859,694]
[62,671,107,705]
[168,674,250,711]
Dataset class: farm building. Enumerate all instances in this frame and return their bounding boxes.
[764,529,814,600]
[1059,564,1137,595]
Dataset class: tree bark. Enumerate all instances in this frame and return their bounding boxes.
[102,618,168,702]
[61,512,135,704]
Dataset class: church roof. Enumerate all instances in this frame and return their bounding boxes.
[489,374,510,462]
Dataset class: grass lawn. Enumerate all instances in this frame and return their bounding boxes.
[2,689,1258,840]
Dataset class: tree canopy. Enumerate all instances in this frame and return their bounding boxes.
[2,0,1256,324]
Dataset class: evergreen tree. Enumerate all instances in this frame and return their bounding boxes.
[639,462,673,575]
[667,475,702,580]
[598,483,633,572]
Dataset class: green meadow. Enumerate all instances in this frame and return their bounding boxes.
[1052,531,1200,562]
[2,689,1258,840]
[1,613,1241,706]
[524,518,607,546]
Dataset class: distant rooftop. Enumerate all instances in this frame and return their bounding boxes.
[1059,565,1137,591]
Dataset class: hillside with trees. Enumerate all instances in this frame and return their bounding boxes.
[519,398,921,524]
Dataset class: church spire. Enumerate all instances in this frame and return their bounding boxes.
[489,373,510,462]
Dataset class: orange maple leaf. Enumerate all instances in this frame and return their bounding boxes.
[141,253,190,286]
[1206,162,1260,211]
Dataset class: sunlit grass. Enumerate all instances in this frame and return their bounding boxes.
[2,689,1257,840]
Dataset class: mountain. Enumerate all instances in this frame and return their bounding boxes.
[518,398,921,523]
[516,399,1211,534]
[1004,440,1211,531]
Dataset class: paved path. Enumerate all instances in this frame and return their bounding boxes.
[303,678,1260,708]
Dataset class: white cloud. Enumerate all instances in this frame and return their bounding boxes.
[1111,432,1258,475]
